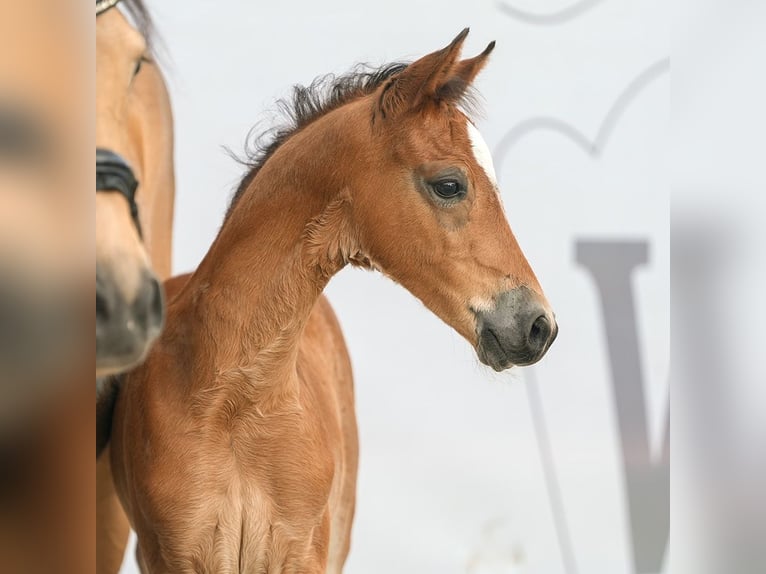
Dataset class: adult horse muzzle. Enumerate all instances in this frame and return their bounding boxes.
[475,286,558,371]
[96,148,163,375]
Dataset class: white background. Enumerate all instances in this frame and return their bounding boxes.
[121,1,669,572]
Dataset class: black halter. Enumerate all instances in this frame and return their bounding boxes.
[96,0,123,16]
[96,1,142,236]
[96,148,142,237]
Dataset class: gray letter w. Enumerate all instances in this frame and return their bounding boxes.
[576,240,669,573]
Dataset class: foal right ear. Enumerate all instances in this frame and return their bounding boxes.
[378,28,470,119]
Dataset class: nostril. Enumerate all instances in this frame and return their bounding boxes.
[148,278,164,330]
[132,275,164,333]
[96,290,109,322]
[528,315,551,351]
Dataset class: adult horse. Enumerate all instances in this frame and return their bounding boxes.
[96,0,173,379]
[96,1,176,573]
[112,30,557,573]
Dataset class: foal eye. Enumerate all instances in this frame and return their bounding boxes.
[432,179,464,199]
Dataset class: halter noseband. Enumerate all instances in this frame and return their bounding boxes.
[96,148,142,237]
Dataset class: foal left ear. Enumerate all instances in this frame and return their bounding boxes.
[437,40,496,103]
[378,31,496,119]
[379,28,470,118]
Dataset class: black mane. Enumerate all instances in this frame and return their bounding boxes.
[226,62,409,217]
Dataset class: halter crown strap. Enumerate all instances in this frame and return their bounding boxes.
[96,148,142,237]
[96,0,123,16]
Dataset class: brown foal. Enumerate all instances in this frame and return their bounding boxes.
[111,30,557,573]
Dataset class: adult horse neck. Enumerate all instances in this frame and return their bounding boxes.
[112,30,557,573]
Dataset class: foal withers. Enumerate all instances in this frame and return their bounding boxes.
[111,30,556,573]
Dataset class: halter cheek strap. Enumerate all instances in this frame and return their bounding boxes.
[96,0,123,16]
[96,1,143,237]
[96,148,142,237]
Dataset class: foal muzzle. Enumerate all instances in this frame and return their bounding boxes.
[475,286,558,371]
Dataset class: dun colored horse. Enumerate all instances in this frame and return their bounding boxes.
[112,30,557,573]
[96,0,174,380]
[96,1,176,573]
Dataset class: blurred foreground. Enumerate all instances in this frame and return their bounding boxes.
[0,1,92,573]
[673,1,766,573]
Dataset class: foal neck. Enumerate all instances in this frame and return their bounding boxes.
[187,102,368,383]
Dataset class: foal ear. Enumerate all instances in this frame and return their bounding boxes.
[437,40,496,102]
[379,28,470,118]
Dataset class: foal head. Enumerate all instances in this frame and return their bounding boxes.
[350,30,557,370]
[96,1,170,377]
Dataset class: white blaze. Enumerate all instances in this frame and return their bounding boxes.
[467,121,498,186]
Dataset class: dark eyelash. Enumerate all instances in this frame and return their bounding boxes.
[134,56,152,76]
